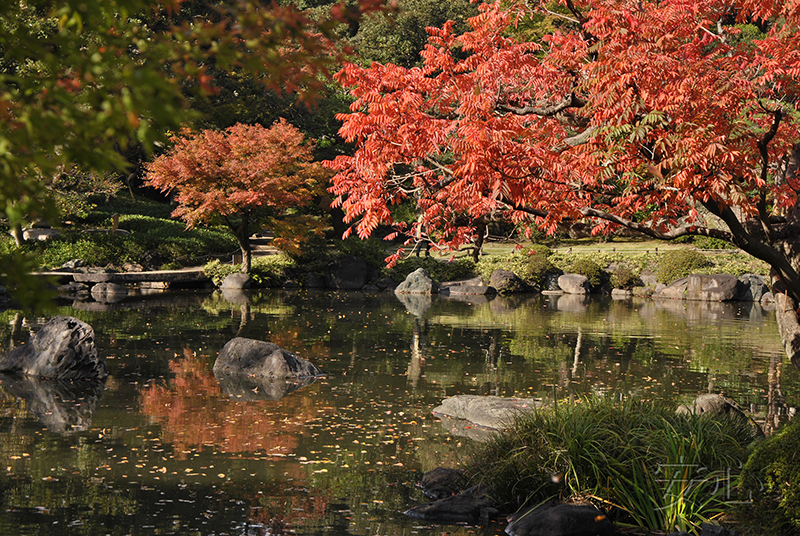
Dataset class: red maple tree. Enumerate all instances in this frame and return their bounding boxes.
[327,0,800,361]
[144,120,326,272]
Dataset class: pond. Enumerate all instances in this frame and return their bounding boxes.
[0,290,797,536]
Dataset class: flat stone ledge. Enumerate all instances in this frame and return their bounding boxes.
[72,268,209,284]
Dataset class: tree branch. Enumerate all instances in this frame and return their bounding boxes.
[579,207,733,240]
[701,197,800,301]
[498,93,586,117]
[756,106,783,243]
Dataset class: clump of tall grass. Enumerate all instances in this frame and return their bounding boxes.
[462,398,756,535]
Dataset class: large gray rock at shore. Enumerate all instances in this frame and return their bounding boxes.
[655,274,741,301]
[558,274,590,295]
[0,316,107,380]
[325,255,369,289]
[736,273,769,302]
[432,395,543,430]
[440,277,483,289]
[676,393,746,418]
[677,394,763,437]
[213,338,322,380]
[440,277,495,297]
[505,502,614,536]
[91,282,128,303]
[220,273,251,290]
[404,484,498,524]
[395,268,438,294]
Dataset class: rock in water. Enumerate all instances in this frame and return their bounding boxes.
[213,338,322,380]
[505,503,614,536]
[395,268,438,294]
[558,274,590,295]
[419,467,466,500]
[0,316,107,380]
[404,484,498,524]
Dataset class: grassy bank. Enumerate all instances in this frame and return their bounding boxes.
[460,398,767,535]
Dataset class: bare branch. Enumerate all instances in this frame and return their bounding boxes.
[498,93,586,117]
[563,126,597,148]
[540,7,580,25]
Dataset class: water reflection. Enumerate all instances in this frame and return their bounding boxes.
[0,373,105,433]
[0,291,796,536]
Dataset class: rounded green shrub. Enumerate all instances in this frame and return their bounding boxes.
[610,265,641,290]
[567,258,608,288]
[203,255,295,287]
[385,256,476,283]
[476,246,557,287]
[656,249,711,283]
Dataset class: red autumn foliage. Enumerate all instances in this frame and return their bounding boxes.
[326,0,800,293]
[144,120,326,272]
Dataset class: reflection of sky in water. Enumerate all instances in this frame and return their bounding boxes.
[0,291,795,536]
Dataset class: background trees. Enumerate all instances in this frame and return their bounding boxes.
[0,0,376,302]
[144,120,326,273]
[327,0,800,291]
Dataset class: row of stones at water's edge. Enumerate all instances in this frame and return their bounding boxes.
[21,251,772,306]
[392,266,774,304]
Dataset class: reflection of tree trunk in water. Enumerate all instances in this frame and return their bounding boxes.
[235,303,250,337]
[9,313,23,349]
[407,319,428,389]
[572,329,582,377]
[558,331,581,404]
[486,330,501,396]
[764,352,786,436]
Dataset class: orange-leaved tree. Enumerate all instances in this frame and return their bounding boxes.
[327,0,800,364]
[145,120,326,273]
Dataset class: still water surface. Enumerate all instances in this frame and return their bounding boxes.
[0,290,796,536]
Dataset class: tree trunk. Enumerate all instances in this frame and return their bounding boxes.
[232,213,252,274]
[11,223,23,247]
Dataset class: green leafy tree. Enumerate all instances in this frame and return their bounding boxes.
[0,0,380,306]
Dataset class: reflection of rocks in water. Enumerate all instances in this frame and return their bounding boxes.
[72,292,208,312]
[553,293,589,312]
[396,293,432,317]
[650,298,753,321]
[490,294,540,314]
[435,413,497,442]
[0,373,105,433]
[214,371,316,401]
[440,292,493,305]
[220,288,250,305]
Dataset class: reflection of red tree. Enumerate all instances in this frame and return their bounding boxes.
[140,348,327,457]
